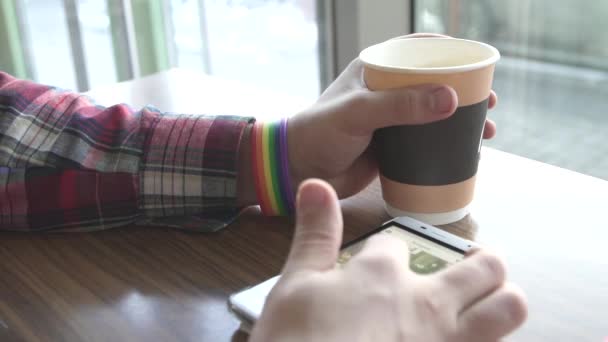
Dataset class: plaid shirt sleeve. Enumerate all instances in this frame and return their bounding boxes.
[0,72,254,232]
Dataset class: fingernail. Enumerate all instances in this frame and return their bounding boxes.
[297,181,327,217]
[430,86,454,114]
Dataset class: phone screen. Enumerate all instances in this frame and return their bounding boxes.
[337,224,465,274]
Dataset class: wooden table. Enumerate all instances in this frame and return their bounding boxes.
[1,69,607,341]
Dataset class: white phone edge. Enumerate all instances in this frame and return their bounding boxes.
[391,216,477,253]
[228,275,280,330]
[227,216,477,330]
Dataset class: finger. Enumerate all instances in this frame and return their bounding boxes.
[489,90,498,109]
[458,283,528,341]
[434,249,506,309]
[326,149,378,199]
[318,58,366,102]
[282,179,343,274]
[336,84,458,136]
[391,33,452,40]
[483,119,497,139]
[482,91,497,139]
[323,33,456,99]
[348,232,411,278]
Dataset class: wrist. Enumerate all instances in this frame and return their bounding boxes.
[237,124,258,207]
[286,116,306,196]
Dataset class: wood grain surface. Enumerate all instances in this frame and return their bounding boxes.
[0,182,391,342]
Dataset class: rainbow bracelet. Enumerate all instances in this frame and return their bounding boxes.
[251,118,295,216]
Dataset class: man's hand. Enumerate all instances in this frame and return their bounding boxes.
[250,179,527,342]
[287,33,497,198]
[237,33,498,206]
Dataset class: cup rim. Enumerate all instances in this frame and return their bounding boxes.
[359,37,500,74]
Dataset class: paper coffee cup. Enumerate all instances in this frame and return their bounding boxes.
[360,38,500,225]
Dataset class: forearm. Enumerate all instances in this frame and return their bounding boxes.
[0,72,253,231]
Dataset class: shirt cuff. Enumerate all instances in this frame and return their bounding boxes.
[136,111,254,231]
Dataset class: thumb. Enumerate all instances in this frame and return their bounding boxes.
[335,84,458,136]
[282,179,343,274]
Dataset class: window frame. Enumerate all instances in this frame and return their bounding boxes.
[319,0,412,89]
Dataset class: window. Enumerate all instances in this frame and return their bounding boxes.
[415,0,608,180]
[23,0,80,90]
[170,0,320,101]
[7,0,321,101]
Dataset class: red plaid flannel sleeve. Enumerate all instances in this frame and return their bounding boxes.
[0,72,253,231]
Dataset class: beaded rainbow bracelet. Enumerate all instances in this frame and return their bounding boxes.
[251,118,295,216]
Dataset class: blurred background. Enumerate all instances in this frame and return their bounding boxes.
[1,0,606,180]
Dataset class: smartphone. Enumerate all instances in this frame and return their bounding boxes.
[228,216,476,332]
